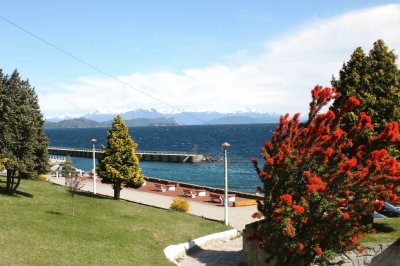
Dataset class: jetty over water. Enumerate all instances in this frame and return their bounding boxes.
[47,146,207,163]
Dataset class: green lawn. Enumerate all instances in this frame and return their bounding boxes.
[362,218,400,243]
[0,178,227,265]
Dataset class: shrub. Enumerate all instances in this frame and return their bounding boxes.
[36,174,47,181]
[170,198,190,213]
[252,85,400,265]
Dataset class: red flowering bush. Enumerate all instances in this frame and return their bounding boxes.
[252,85,400,265]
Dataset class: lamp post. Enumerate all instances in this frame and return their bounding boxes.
[222,142,231,226]
[91,138,97,195]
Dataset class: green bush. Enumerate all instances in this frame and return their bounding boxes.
[170,198,190,213]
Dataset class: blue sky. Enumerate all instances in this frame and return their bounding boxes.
[1,1,400,117]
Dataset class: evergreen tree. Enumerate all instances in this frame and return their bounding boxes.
[0,69,49,194]
[97,115,144,200]
[331,40,400,132]
[0,70,7,172]
[62,155,76,177]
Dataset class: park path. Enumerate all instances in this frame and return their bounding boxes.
[48,176,257,231]
[48,176,253,265]
[179,236,244,266]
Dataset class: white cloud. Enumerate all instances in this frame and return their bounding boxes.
[40,4,400,117]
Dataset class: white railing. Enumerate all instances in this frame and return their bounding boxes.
[48,146,200,156]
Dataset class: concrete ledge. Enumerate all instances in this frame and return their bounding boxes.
[164,229,239,265]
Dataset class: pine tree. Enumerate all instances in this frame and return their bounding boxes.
[331,40,400,159]
[0,69,49,194]
[62,155,76,177]
[331,40,400,132]
[0,70,7,172]
[97,115,144,200]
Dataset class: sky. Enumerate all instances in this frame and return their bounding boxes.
[1,0,400,118]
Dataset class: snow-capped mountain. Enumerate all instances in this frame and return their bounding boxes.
[46,113,81,122]
[83,108,163,122]
[47,108,283,126]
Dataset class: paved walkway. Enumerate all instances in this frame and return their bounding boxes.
[179,236,244,266]
[48,176,253,265]
[49,176,257,231]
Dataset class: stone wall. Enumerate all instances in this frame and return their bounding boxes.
[243,221,400,266]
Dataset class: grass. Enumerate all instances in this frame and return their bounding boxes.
[362,218,400,243]
[0,177,227,265]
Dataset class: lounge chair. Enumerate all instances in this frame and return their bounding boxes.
[153,183,167,192]
[182,188,196,198]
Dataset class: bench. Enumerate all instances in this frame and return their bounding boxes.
[165,184,177,191]
[209,192,223,203]
[153,183,167,192]
[182,188,196,198]
[209,193,236,205]
[195,190,206,197]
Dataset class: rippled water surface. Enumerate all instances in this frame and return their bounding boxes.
[46,124,276,193]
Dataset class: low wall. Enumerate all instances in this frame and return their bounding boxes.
[164,229,239,265]
[144,176,263,200]
[243,221,400,266]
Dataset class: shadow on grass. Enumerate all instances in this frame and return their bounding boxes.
[373,222,396,233]
[182,242,244,266]
[75,190,113,200]
[49,182,112,200]
[46,210,63,215]
[0,187,33,198]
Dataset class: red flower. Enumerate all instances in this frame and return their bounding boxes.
[345,97,360,110]
[303,171,312,179]
[326,148,334,157]
[252,212,263,219]
[340,158,358,172]
[259,171,271,180]
[272,208,284,221]
[374,200,385,211]
[292,205,305,214]
[314,247,323,255]
[332,129,345,139]
[343,212,350,220]
[298,242,304,251]
[251,157,258,164]
[280,194,293,206]
[390,194,398,203]
[283,228,295,238]
[306,176,326,193]
[264,141,272,148]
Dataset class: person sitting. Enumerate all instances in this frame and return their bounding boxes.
[377,202,400,218]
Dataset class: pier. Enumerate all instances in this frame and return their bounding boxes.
[47,147,207,163]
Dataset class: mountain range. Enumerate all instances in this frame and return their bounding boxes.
[45,109,282,128]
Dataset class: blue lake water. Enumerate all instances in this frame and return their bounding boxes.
[45,124,276,193]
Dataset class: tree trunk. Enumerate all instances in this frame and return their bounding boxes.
[114,181,121,200]
[12,175,21,192]
[6,170,12,193]
[72,197,75,217]
[6,170,15,194]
